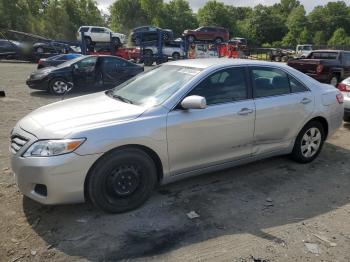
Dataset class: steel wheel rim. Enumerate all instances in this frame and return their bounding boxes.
[52,81,68,94]
[106,165,141,198]
[301,127,321,158]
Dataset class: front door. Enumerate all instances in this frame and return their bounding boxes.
[167,67,255,175]
[72,56,98,88]
[250,66,314,154]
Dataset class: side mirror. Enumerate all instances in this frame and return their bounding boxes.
[181,95,207,110]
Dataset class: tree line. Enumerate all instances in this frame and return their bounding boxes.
[1,0,350,47]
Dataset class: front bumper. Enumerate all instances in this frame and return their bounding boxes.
[11,152,102,205]
[26,77,50,90]
[10,127,102,205]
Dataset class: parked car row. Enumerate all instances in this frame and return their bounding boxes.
[27,55,143,95]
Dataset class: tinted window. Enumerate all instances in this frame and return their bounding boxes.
[206,27,217,32]
[74,56,97,69]
[0,41,13,48]
[79,27,89,32]
[252,67,290,98]
[188,67,248,105]
[91,27,105,33]
[309,52,338,59]
[290,76,308,93]
[102,57,128,67]
[342,52,350,66]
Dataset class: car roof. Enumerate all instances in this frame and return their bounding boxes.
[166,58,290,69]
[311,50,344,53]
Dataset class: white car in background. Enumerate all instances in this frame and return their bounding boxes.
[77,26,126,46]
[337,77,350,121]
[141,42,185,60]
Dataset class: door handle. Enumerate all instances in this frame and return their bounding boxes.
[238,108,254,115]
[300,97,312,104]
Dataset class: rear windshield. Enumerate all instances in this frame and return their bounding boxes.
[79,27,89,32]
[309,52,338,59]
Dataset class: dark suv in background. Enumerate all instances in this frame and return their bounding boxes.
[131,26,174,45]
[183,26,229,43]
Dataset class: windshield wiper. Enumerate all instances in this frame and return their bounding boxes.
[111,94,134,104]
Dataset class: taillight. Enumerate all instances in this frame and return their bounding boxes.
[337,83,350,92]
[336,93,344,104]
[38,59,43,65]
[316,64,323,74]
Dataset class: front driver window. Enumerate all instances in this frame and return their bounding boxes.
[74,57,97,70]
[188,67,248,105]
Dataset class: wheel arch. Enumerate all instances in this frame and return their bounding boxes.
[84,144,164,200]
[306,116,329,139]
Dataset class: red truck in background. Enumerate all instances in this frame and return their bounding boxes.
[287,50,350,86]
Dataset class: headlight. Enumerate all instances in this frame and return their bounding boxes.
[31,72,49,80]
[23,138,85,157]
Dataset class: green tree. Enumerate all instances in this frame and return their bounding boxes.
[197,1,232,29]
[328,28,350,46]
[109,0,148,34]
[313,31,326,45]
[282,5,308,46]
[162,0,197,37]
[246,5,287,45]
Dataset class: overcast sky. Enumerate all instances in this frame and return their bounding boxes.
[97,0,350,13]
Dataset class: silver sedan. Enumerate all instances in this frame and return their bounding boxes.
[10,59,344,213]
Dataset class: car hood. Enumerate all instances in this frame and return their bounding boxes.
[18,92,146,138]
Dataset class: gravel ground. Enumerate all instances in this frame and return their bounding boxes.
[0,61,350,262]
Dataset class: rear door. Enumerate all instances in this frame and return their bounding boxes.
[250,66,314,155]
[91,27,109,42]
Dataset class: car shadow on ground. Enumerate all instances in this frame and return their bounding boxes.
[22,143,350,261]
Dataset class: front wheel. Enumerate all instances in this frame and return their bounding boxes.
[49,78,70,95]
[87,148,157,213]
[290,121,325,163]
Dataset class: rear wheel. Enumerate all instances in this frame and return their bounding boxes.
[291,121,325,163]
[172,52,180,60]
[214,37,223,44]
[87,148,157,213]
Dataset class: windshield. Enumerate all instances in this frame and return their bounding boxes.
[107,65,202,106]
[302,46,312,51]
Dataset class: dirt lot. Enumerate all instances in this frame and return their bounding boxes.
[0,61,350,262]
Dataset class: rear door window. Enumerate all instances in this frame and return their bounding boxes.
[91,27,105,33]
[251,67,290,98]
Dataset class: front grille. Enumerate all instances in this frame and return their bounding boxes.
[10,134,29,154]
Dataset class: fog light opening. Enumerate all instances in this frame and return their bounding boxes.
[34,184,47,197]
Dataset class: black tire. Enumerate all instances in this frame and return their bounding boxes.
[330,75,340,87]
[49,77,69,95]
[214,37,223,44]
[84,37,92,46]
[87,148,157,213]
[112,37,121,47]
[172,52,180,60]
[187,35,195,43]
[290,121,325,163]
